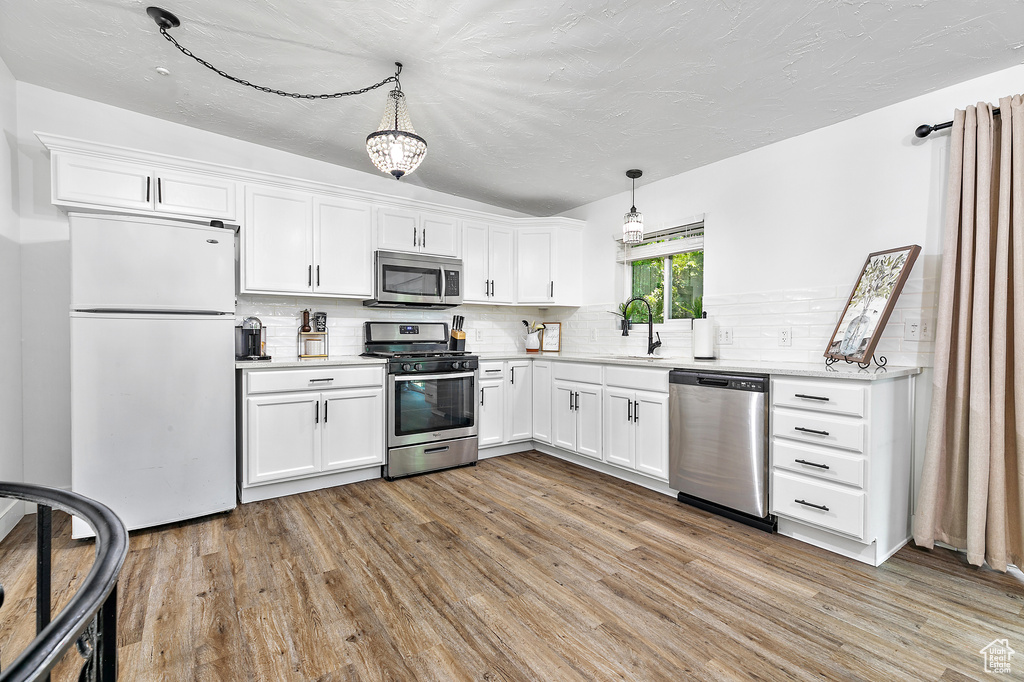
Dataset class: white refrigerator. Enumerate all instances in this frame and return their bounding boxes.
[69,213,236,538]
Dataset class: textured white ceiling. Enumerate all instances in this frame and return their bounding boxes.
[2,0,1023,215]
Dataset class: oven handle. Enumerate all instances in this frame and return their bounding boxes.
[393,371,476,382]
[439,265,446,302]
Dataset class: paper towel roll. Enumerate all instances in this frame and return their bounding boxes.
[693,317,715,359]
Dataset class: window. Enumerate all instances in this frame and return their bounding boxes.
[624,223,703,325]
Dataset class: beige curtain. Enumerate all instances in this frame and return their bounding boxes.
[912,96,1024,572]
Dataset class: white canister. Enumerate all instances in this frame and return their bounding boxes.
[693,316,715,359]
[525,330,542,352]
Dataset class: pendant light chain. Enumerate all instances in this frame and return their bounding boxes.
[157,26,400,100]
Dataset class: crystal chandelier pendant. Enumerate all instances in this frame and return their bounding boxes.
[623,206,644,245]
[366,86,427,179]
[622,169,644,245]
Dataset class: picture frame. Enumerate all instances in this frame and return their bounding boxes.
[541,322,561,352]
[824,244,921,364]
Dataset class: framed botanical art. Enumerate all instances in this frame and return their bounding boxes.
[825,244,921,366]
[541,322,561,352]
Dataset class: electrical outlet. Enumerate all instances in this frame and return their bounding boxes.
[589,328,597,342]
[716,327,733,345]
[779,327,792,347]
[904,316,921,341]
[475,329,484,342]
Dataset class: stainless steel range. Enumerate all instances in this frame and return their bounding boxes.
[362,321,479,479]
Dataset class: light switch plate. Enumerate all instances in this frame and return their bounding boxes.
[716,327,733,345]
[904,316,921,341]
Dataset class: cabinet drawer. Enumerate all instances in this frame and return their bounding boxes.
[478,361,506,379]
[773,440,865,488]
[772,378,866,417]
[772,471,865,539]
[552,362,602,384]
[604,365,669,392]
[247,366,383,394]
[772,410,864,453]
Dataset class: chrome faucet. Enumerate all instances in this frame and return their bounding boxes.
[623,296,662,355]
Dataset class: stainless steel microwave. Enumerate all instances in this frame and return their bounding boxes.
[363,250,463,309]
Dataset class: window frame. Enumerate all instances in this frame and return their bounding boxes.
[621,221,704,331]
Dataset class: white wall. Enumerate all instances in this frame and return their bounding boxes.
[0,55,25,536]
[14,82,529,489]
[560,62,1024,369]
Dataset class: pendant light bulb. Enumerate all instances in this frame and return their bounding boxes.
[623,169,644,245]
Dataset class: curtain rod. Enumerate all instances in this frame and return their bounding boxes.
[915,107,1002,138]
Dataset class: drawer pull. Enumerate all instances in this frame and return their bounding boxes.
[795,499,829,512]
[794,393,830,401]
[424,445,450,454]
[794,426,830,436]
[309,378,335,383]
[485,369,503,373]
[794,458,830,469]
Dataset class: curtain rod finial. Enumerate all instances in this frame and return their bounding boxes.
[915,124,934,138]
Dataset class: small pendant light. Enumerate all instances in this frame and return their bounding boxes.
[623,169,644,245]
[366,63,428,179]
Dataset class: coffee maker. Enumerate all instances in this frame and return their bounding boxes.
[235,316,271,361]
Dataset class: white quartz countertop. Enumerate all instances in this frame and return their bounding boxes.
[235,356,386,369]
[475,352,920,380]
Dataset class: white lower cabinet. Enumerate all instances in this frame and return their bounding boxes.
[602,387,669,480]
[477,360,533,449]
[246,393,321,484]
[532,360,552,443]
[478,375,506,447]
[552,380,602,460]
[769,375,914,566]
[239,365,385,502]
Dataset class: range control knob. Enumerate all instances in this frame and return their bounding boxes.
[452,362,460,369]
[461,361,472,369]
[401,363,413,372]
[414,363,424,371]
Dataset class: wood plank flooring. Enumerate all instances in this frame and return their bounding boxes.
[1,451,1023,681]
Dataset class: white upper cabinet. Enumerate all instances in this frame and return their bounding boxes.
[515,224,582,306]
[377,207,459,257]
[314,196,373,297]
[153,169,236,220]
[242,185,374,298]
[517,228,555,303]
[463,221,515,304]
[243,185,314,294]
[52,151,237,221]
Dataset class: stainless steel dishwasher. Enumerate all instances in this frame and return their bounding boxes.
[669,370,775,531]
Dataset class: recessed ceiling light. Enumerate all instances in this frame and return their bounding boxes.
[155,66,170,76]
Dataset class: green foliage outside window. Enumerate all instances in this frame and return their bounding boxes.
[629,251,703,323]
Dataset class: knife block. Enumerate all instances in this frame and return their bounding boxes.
[449,330,466,352]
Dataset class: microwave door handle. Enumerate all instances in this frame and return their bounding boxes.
[439,266,446,302]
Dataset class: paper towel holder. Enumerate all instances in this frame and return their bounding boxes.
[693,311,716,360]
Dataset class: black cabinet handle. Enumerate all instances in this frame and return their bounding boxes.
[423,229,426,248]
[480,388,485,406]
[308,265,312,287]
[315,401,319,424]
[575,392,580,411]
[627,400,632,422]
[485,279,490,296]
[413,227,418,247]
[795,426,830,436]
[309,378,334,383]
[795,393,830,402]
[323,400,328,423]
[146,176,151,202]
[569,391,574,411]
[157,177,162,203]
[316,265,320,287]
[510,367,515,385]
[794,458,829,469]
[634,400,639,422]
[795,499,829,512]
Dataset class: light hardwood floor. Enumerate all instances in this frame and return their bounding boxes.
[1,452,1022,681]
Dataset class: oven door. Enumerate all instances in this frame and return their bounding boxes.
[388,372,477,447]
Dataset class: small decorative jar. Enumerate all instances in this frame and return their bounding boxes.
[525,330,542,353]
